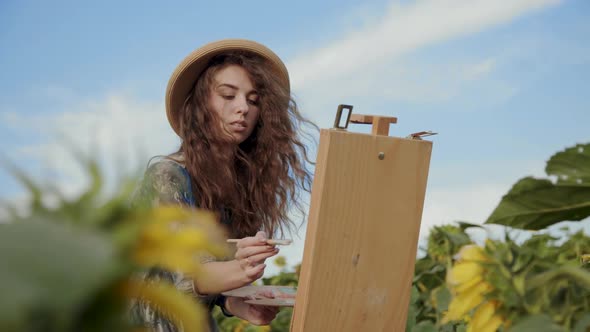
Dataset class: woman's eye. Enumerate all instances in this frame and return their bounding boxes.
[222,95,235,100]
[248,99,259,106]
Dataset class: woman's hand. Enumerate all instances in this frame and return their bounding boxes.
[225,296,280,326]
[234,231,279,283]
[191,231,279,294]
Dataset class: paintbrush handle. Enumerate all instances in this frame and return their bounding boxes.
[226,239,292,245]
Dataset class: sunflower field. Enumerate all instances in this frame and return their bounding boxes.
[1,142,588,332]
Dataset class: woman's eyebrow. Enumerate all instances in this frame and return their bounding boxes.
[216,83,258,95]
[217,83,238,90]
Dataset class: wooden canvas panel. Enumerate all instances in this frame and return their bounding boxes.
[291,129,432,331]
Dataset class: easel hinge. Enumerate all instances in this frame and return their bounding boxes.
[407,131,438,140]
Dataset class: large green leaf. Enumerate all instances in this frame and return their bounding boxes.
[411,321,437,332]
[485,177,590,229]
[546,143,590,186]
[485,143,590,230]
[573,314,590,332]
[405,287,419,332]
[0,220,122,331]
[507,314,564,332]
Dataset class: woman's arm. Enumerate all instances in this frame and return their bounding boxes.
[195,231,280,294]
[133,160,279,293]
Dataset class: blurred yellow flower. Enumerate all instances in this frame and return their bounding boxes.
[124,280,205,332]
[447,262,484,286]
[444,245,496,324]
[132,206,229,277]
[444,245,509,331]
[444,280,492,322]
[466,301,506,332]
[235,320,248,332]
[123,205,231,331]
[455,244,489,262]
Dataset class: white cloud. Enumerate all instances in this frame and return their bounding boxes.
[288,0,560,89]
[287,0,560,128]
[463,58,497,80]
[5,93,179,198]
[421,183,509,233]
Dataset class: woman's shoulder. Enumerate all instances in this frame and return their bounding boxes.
[134,154,194,206]
[145,155,187,181]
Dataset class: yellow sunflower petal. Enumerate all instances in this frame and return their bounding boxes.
[447,261,484,286]
[443,281,491,323]
[140,221,173,244]
[124,280,205,332]
[470,301,496,331]
[169,229,207,250]
[149,206,192,222]
[479,314,503,332]
[456,245,489,262]
[133,248,203,276]
[453,275,483,294]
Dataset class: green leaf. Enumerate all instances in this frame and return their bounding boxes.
[0,220,122,331]
[507,314,564,332]
[485,177,590,230]
[2,160,44,215]
[434,286,451,313]
[411,321,437,332]
[406,304,416,332]
[270,308,293,331]
[546,143,590,187]
[409,286,419,305]
[406,287,419,332]
[485,143,590,230]
[573,314,590,332]
[456,221,483,231]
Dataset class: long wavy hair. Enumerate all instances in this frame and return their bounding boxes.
[171,51,316,238]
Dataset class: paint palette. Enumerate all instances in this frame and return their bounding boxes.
[222,285,296,307]
[245,298,295,307]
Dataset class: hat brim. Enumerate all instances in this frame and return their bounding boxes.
[165,39,290,136]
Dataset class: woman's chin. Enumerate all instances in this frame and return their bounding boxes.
[232,131,255,145]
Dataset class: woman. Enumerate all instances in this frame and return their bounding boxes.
[131,39,315,331]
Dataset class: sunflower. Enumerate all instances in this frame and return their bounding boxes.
[124,205,230,332]
[444,245,509,331]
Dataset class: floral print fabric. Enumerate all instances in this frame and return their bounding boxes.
[129,157,222,332]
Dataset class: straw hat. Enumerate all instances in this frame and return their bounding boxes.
[165,38,290,136]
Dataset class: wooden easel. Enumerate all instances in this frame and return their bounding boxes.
[290,105,433,331]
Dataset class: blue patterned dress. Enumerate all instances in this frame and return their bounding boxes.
[129,156,233,332]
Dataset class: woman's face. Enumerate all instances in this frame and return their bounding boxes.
[209,65,260,144]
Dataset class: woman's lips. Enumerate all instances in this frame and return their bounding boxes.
[229,121,247,132]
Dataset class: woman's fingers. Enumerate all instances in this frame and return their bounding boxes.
[260,306,280,324]
[247,304,279,325]
[235,244,277,260]
[255,289,276,299]
[255,231,267,239]
[236,231,268,248]
[243,263,266,280]
[233,231,278,282]
[246,247,279,264]
[238,249,279,276]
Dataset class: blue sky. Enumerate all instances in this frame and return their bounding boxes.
[1,0,589,273]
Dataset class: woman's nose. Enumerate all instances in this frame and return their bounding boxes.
[235,96,249,114]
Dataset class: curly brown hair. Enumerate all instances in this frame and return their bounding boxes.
[171,51,317,238]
